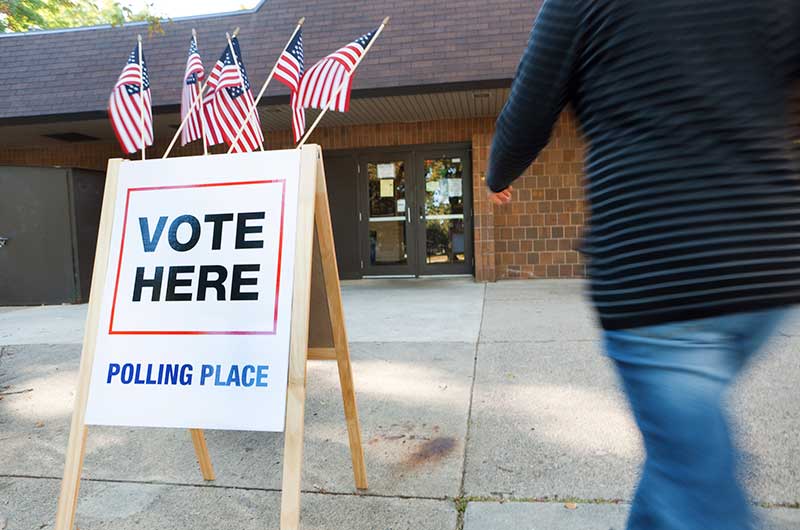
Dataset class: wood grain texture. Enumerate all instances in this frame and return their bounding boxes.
[55,158,121,530]
[189,429,216,481]
[313,153,368,490]
[279,145,319,530]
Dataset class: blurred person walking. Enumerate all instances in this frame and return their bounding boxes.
[486,1,799,529]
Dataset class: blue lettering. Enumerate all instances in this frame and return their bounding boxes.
[120,363,134,384]
[139,216,168,252]
[145,364,157,385]
[107,363,121,383]
[256,365,269,387]
[134,364,146,385]
[180,364,193,385]
[164,364,180,385]
[200,364,213,385]
[241,365,255,387]
[226,365,241,386]
[214,364,224,386]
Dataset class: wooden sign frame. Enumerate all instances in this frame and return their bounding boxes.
[54,145,367,530]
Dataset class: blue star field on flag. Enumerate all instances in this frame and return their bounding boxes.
[123,46,149,95]
[186,38,200,85]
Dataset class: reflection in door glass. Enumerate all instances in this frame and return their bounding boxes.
[424,158,465,264]
[368,161,407,266]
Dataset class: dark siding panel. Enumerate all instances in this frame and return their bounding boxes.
[324,154,362,279]
[69,168,105,302]
[0,167,76,304]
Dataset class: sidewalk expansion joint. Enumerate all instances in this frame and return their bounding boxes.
[0,473,449,502]
[4,474,798,511]
[455,282,487,530]
[478,339,598,345]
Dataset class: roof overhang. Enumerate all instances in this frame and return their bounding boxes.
[0,82,509,149]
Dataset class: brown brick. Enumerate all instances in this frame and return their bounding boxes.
[2,110,590,283]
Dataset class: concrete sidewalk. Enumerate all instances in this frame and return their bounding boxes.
[1,279,798,529]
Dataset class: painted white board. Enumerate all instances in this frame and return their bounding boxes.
[85,150,301,431]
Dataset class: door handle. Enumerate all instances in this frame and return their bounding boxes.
[406,208,412,224]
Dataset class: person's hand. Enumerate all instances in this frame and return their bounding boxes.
[487,185,513,205]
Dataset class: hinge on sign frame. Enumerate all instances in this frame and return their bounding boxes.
[357,164,361,174]
[360,259,364,269]
[359,211,362,222]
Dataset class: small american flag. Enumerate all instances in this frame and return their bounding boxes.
[202,36,264,153]
[108,44,153,154]
[180,35,205,146]
[274,29,305,143]
[296,29,377,117]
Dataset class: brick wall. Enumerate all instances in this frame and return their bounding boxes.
[472,112,587,281]
[0,115,588,282]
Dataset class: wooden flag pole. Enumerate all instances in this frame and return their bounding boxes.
[296,17,390,148]
[194,28,209,156]
[226,31,265,152]
[227,18,305,154]
[138,35,145,160]
[162,27,241,159]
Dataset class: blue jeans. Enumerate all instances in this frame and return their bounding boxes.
[604,308,789,530]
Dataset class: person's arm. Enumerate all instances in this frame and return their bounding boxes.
[486,0,579,195]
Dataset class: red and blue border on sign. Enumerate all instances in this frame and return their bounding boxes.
[107,179,288,336]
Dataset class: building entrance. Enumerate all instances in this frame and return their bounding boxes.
[324,144,473,278]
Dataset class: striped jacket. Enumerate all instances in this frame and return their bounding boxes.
[487,0,800,330]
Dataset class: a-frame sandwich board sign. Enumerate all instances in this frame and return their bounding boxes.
[54,145,367,530]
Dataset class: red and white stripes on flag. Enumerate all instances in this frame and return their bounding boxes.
[295,28,377,120]
[108,44,153,154]
[274,29,305,143]
[202,36,263,153]
[288,93,306,143]
[180,36,204,146]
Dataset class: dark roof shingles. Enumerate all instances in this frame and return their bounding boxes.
[0,0,540,120]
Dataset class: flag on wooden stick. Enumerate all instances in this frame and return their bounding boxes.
[202,36,264,152]
[274,28,305,143]
[108,43,153,154]
[296,28,377,116]
[180,35,205,146]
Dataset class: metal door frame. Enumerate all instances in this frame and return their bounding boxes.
[358,151,416,276]
[352,143,474,278]
[413,146,474,276]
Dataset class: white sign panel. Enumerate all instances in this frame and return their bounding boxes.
[85,150,301,432]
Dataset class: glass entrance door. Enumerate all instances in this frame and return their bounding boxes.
[415,150,473,275]
[358,146,473,277]
[361,155,415,276]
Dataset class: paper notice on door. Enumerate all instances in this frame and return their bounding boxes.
[380,179,394,197]
[377,163,396,179]
[447,178,463,197]
[397,199,406,213]
[426,180,439,193]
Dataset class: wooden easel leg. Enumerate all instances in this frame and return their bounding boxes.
[334,343,368,490]
[280,368,308,530]
[314,155,368,491]
[189,429,215,481]
[280,145,319,530]
[56,425,89,530]
[56,160,122,530]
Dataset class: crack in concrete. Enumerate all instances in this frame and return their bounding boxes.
[454,282,488,530]
[5,473,797,514]
[0,473,450,502]
[479,339,598,344]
